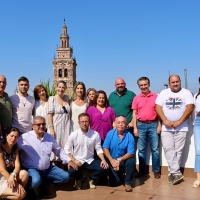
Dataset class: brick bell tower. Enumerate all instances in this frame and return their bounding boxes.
[53,19,77,97]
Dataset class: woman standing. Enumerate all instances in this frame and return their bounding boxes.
[87,88,97,107]
[47,81,71,154]
[193,77,200,188]
[0,127,28,199]
[71,82,87,131]
[33,85,48,124]
[87,90,116,141]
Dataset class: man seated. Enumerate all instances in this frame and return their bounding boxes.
[17,116,76,197]
[103,115,135,192]
[64,113,109,190]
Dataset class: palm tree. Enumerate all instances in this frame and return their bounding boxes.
[40,79,56,96]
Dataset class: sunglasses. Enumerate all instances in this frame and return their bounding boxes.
[62,106,68,114]
[33,123,46,127]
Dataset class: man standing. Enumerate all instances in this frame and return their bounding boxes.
[65,113,108,190]
[0,75,12,140]
[103,116,135,192]
[131,77,161,179]
[109,78,136,130]
[156,74,194,185]
[18,116,76,194]
[10,76,35,133]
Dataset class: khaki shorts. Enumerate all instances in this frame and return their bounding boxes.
[0,174,7,195]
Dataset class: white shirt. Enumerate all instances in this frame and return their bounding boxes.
[156,88,194,131]
[33,100,48,123]
[64,128,103,164]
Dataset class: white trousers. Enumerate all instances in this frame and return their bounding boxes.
[161,131,187,175]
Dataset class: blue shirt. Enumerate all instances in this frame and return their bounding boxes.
[103,129,134,159]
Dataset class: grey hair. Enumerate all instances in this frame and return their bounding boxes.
[33,116,46,123]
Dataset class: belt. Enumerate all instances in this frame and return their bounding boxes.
[137,119,158,124]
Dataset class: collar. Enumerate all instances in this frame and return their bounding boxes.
[139,91,153,97]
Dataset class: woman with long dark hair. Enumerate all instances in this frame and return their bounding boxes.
[87,90,116,141]
[71,82,87,131]
[0,127,28,199]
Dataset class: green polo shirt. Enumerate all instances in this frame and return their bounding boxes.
[0,92,12,129]
[108,88,136,123]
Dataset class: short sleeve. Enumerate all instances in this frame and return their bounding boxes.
[185,90,194,105]
[127,133,134,155]
[102,130,113,149]
[131,98,137,110]
[155,92,164,107]
[47,96,55,114]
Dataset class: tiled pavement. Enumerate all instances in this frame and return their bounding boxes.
[36,174,200,200]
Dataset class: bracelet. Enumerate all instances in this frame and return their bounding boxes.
[11,172,16,178]
[48,126,54,129]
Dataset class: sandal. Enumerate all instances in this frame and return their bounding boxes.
[193,180,200,188]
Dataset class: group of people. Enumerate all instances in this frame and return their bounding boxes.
[0,73,200,199]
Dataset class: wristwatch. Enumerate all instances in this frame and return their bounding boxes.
[117,158,121,162]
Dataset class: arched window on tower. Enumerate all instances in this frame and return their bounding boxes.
[59,69,62,77]
[64,69,68,77]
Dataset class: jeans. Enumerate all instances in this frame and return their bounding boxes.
[68,159,108,180]
[137,121,160,173]
[194,116,200,172]
[109,157,135,186]
[25,165,69,189]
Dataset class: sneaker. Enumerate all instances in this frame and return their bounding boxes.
[74,180,81,190]
[89,179,96,189]
[172,175,184,185]
[168,174,174,184]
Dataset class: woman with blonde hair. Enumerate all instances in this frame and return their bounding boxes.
[87,88,97,106]
[0,127,28,199]
[47,81,71,157]
[71,82,88,131]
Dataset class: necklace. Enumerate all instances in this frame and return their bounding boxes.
[20,96,28,106]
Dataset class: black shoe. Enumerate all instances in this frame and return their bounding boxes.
[135,172,146,178]
[154,172,160,179]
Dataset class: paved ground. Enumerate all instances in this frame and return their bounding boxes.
[34,174,200,200]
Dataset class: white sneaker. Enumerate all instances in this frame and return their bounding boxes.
[89,179,96,189]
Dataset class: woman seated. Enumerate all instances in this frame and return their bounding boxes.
[0,127,28,199]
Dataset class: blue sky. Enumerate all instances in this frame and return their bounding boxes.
[1,1,200,96]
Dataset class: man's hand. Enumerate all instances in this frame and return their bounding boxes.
[74,160,83,167]
[68,160,78,170]
[133,128,139,137]
[157,126,162,134]
[100,159,109,169]
[111,159,120,171]
[163,119,174,128]
[172,120,182,129]
[127,122,133,128]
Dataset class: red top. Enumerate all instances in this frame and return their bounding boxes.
[131,92,158,121]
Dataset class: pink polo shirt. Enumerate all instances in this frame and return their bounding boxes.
[131,92,158,121]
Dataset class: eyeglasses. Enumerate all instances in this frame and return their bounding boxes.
[33,123,46,127]
[62,106,68,114]
[79,121,89,124]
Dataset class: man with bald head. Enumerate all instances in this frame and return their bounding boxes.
[0,75,12,141]
[156,74,194,185]
[109,78,136,130]
[103,116,135,192]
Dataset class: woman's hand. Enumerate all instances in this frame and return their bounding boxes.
[50,129,56,138]
[7,174,16,188]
